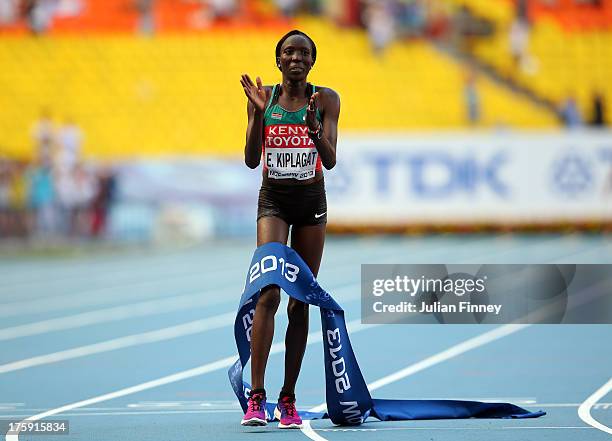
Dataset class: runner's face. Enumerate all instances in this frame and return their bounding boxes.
[279,35,314,81]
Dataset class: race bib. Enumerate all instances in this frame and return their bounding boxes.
[265,148,318,180]
[264,124,319,180]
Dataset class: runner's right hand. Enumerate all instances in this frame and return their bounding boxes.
[240,75,266,113]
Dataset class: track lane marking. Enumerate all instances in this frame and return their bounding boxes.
[0,312,236,374]
[0,292,223,341]
[316,426,594,432]
[578,377,612,435]
[4,320,378,441]
[0,241,440,318]
[301,324,530,440]
[0,284,369,372]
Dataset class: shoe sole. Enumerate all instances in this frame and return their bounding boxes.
[278,423,303,429]
[274,407,302,429]
[240,418,267,427]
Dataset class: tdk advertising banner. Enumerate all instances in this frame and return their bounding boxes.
[327,132,612,225]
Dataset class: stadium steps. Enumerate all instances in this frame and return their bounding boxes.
[440,0,611,125]
[470,18,612,124]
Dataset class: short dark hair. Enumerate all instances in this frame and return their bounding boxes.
[275,30,317,63]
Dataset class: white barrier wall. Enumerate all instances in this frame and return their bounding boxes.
[111,131,612,239]
[326,131,612,225]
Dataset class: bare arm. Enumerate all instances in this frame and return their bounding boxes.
[240,75,269,169]
[244,100,264,169]
[306,88,340,170]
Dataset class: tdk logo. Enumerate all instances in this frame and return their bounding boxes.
[367,151,509,198]
[550,152,593,198]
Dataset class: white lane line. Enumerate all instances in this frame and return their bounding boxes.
[524,402,612,409]
[0,289,180,319]
[0,312,236,374]
[301,324,530,440]
[502,426,592,430]
[316,426,594,432]
[367,324,529,393]
[0,276,235,319]
[3,402,607,415]
[578,377,612,435]
[1,410,241,418]
[0,404,24,411]
[0,261,346,319]
[0,292,219,341]
[0,243,400,317]
[0,274,369,342]
[301,420,329,441]
[4,319,378,441]
[8,236,408,286]
[126,400,239,408]
[0,247,241,292]
[0,295,366,372]
[0,282,367,372]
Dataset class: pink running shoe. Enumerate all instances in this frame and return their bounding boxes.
[274,395,303,429]
[241,391,268,426]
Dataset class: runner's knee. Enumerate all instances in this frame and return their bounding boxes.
[287,299,309,324]
[258,285,281,312]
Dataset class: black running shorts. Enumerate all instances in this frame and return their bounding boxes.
[257,179,327,226]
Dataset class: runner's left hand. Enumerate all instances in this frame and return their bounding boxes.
[306,92,321,132]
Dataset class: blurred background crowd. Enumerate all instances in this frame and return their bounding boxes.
[0,111,116,240]
[1,0,611,243]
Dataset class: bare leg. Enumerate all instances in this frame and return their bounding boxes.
[250,216,289,391]
[281,223,326,395]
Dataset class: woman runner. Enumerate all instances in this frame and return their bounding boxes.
[239,29,340,429]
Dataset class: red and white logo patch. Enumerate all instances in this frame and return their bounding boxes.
[264,124,313,148]
[263,123,321,180]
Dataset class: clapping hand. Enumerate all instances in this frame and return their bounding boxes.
[306,91,321,132]
[240,74,266,113]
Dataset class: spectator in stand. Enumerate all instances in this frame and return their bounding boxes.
[55,166,70,236]
[305,0,322,15]
[516,0,529,22]
[463,69,480,125]
[560,94,583,128]
[589,91,606,127]
[7,160,29,237]
[450,5,472,50]
[0,158,10,236]
[31,109,56,165]
[55,0,83,18]
[55,164,77,236]
[73,163,97,237]
[55,162,97,238]
[330,0,359,26]
[275,0,301,18]
[395,0,426,38]
[56,117,83,172]
[509,17,530,70]
[135,0,155,35]
[188,0,237,28]
[425,1,451,40]
[363,0,395,56]
[576,0,603,6]
[27,158,57,238]
[0,0,19,26]
[91,166,117,237]
[23,0,56,35]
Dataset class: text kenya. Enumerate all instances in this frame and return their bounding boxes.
[265,124,315,149]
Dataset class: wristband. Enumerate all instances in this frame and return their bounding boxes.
[308,123,323,140]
